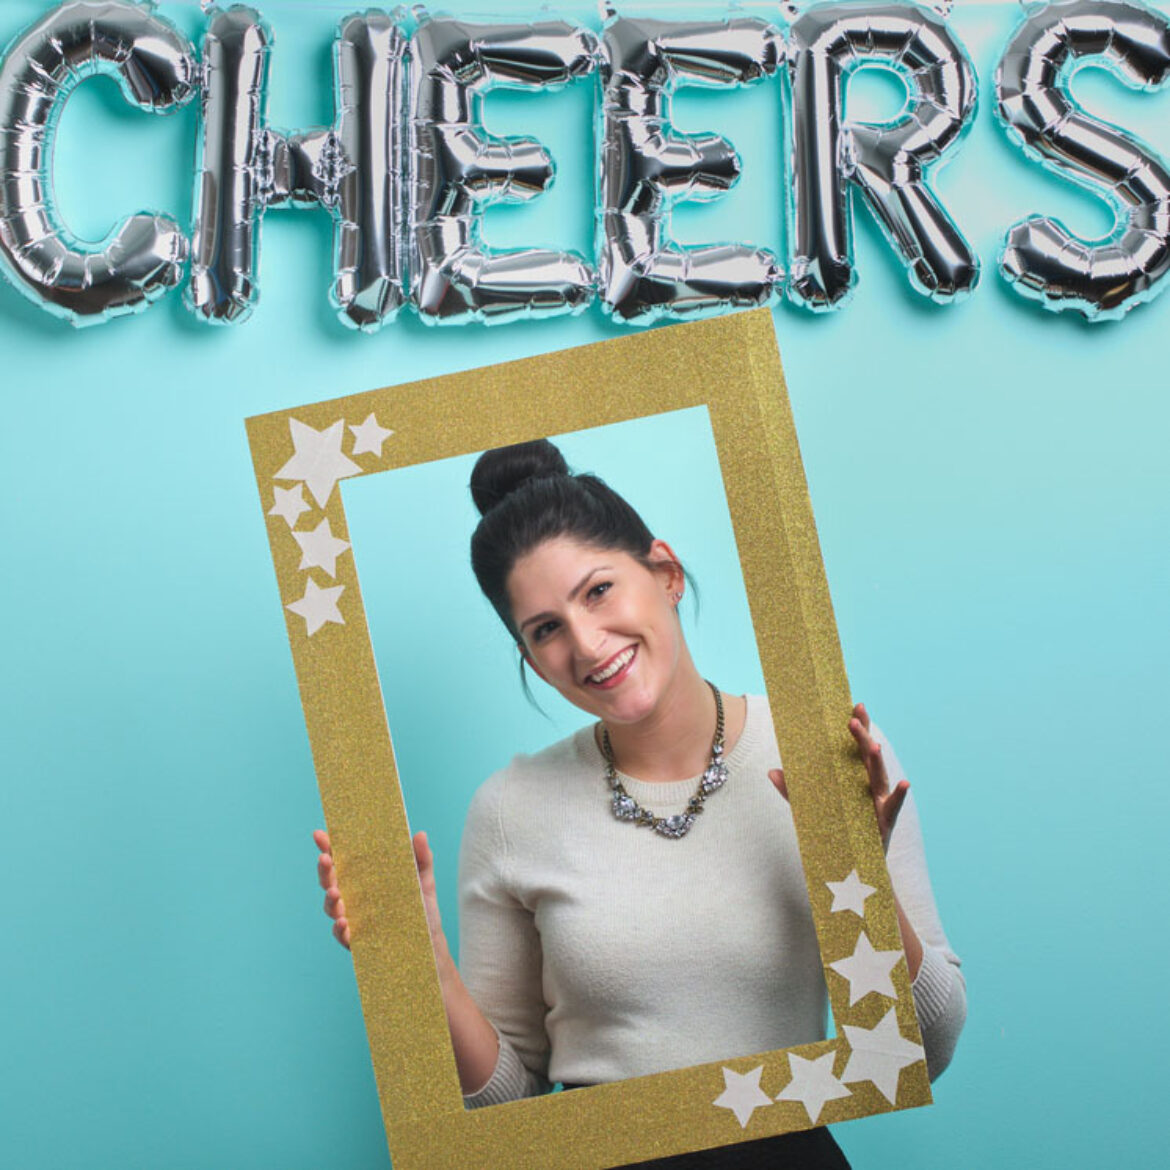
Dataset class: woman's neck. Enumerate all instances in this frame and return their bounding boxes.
[601,665,746,783]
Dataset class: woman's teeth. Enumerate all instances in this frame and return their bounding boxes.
[587,647,634,683]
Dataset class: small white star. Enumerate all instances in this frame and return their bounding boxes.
[292,517,351,578]
[286,578,345,636]
[829,931,903,1006]
[826,869,876,918]
[349,412,395,457]
[775,1051,852,1124]
[840,1008,925,1104]
[712,1065,774,1128]
[269,483,311,528]
[274,418,362,507]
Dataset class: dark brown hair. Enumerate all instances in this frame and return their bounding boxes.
[469,439,660,641]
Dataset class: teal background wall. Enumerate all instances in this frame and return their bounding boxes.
[2,0,1166,1166]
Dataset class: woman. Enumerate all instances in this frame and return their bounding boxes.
[316,439,964,1166]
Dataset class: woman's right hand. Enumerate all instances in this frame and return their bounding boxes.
[314,828,448,958]
[314,827,501,1094]
[315,829,351,950]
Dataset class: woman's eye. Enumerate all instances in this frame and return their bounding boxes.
[531,620,558,643]
[587,581,612,602]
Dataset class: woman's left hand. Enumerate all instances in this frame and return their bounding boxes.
[768,701,909,852]
[848,702,909,851]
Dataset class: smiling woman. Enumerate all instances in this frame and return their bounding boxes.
[470,439,695,733]
[340,408,769,936]
[329,406,964,1166]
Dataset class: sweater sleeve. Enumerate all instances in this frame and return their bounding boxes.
[872,725,967,1080]
[457,774,553,1108]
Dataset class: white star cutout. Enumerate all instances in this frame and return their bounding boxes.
[827,869,876,918]
[292,517,351,578]
[840,1008,925,1104]
[286,578,345,636]
[269,483,311,528]
[274,418,361,507]
[829,931,903,1006]
[349,412,395,457]
[712,1065,774,1128]
[775,1051,852,1124]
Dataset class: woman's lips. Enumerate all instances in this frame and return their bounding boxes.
[584,646,637,689]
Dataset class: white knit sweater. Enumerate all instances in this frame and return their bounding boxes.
[458,695,965,1107]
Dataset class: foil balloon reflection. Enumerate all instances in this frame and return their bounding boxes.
[995,0,1170,320]
[407,17,597,325]
[598,16,782,326]
[190,8,407,330]
[787,2,978,310]
[0,1,195,325]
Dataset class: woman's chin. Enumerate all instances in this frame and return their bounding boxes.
[585,683,659,726]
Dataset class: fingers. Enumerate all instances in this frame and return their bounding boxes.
[768,768,789,802]
[324,886,346,920]
[849,714,888,799]
[881,779,910,839]
[315,829,351,949]
[879,781,912,847]
[315,829,335,891]
[412,830,434,874]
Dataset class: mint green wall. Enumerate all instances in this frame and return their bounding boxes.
[2,1,1166,1166]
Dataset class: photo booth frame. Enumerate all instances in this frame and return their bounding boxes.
[245,309,930,1168]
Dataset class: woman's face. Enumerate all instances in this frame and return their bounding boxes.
[507,535,686,726]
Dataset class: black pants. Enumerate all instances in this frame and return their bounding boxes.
[561,1087,850,1169]
[620,1128,851,1169]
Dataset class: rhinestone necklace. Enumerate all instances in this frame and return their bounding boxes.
[602,681,728,840]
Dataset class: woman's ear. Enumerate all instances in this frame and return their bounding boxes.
[647,538,685,601]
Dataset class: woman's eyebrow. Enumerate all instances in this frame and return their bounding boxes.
[517,566,613,632]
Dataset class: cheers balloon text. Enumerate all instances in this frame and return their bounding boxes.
[1,0,1168,329]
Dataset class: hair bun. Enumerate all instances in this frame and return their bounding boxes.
[470,439,569,517]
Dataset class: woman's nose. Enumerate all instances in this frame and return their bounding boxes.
[567,615,605,661]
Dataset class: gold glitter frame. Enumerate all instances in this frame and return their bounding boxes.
[246,310,930,1168]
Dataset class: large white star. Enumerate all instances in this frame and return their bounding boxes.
[829,931,903,1006]
[292,517,351,578]
[274,418,361,507]
[286,578,345,636]
[712,1065,774,1128]
[826,869,876,918]
[840,1008,925,1104]
[349,412,395,457]
[775,1051,852,1124]
[268,483,311,528]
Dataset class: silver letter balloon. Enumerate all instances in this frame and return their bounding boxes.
[189,7,407,329]
[996,0,1170,320]
[0,1,196,325]
[3,0,1170,328]
[597,15,783,325]
[786,2,978,310]
[407,16,597,325]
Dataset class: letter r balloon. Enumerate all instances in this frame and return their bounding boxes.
[787,2,978,310]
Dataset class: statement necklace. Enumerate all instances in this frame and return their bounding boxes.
[602,681,728,840]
